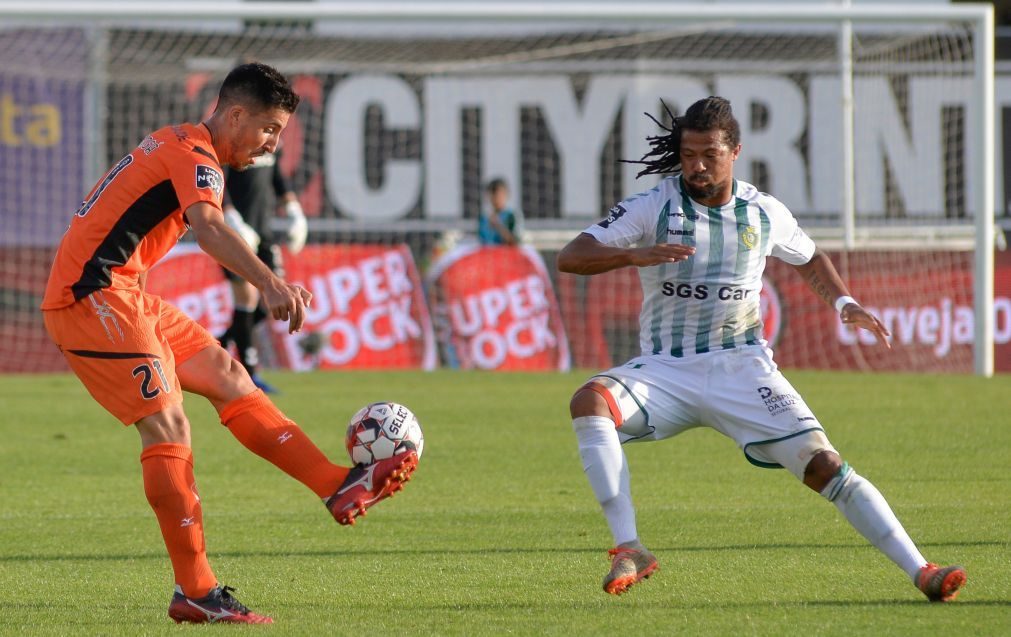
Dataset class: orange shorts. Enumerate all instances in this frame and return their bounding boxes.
[42,288,218,425]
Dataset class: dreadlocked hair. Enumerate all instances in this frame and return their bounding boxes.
[621,96,740,179]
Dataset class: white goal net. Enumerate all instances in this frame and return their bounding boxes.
[0,2,996,374]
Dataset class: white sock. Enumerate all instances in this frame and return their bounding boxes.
[821,465,927,581]
[572,416,637,546]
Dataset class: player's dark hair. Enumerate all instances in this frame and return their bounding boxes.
[217,62,300,114]
[485,177,508,193]
[622,96,740,178]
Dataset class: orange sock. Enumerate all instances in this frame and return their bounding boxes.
[140,443,217,599]
[220,389,349,499]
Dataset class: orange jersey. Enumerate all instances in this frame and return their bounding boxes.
[42,123,225,309]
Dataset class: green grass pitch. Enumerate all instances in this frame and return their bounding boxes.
[1,369,1008,635]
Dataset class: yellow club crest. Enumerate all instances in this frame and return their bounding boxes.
[740,225,758,249]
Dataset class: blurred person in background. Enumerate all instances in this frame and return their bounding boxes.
[219,145,307,394]
[477,177,522,246]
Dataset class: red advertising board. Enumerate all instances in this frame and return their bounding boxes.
[0,247,65,372]
[146,243,435,371]
[9,245,1011,374]
[765,251,1010,373]
[267,244,435,371]
[427,244,570,371]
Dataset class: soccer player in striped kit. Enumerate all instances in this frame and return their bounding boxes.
[558,96,965,602]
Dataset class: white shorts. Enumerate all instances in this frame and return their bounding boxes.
[584,345,837,479]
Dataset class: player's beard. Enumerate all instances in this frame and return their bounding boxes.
[229,151,258,171]
[224,146,252,171]
[230,140,266,171]
[683,175,722,202]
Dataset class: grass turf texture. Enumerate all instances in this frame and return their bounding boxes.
[1,369,1008,636]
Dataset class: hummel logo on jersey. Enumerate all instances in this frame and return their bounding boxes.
[186,599,235,623]
[180,517,195,527]
[337,463,377,496]
[277,431,293,444]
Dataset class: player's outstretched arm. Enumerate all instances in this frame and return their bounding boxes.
[557,233,695,275]
[791,249,891,347]
[186,202,312,333]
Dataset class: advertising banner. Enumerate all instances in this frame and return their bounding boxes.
[148,243,435,371]
[21,245,1011,375]
[765,251,1011,373]
[427,244,570,371]
[0,247,64,372]
[268,244,436,371]
[0,28,86,247]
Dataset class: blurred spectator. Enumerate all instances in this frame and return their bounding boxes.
[220,148,307,393]
[477,178,523,246]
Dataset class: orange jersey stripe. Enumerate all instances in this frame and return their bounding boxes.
[42,123,224,309]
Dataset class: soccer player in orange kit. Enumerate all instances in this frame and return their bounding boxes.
[41,62,417,624]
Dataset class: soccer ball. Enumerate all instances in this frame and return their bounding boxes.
[345,402,424,466]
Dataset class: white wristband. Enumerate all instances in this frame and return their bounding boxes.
[834,295,857,314]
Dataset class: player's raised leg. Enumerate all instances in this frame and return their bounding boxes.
[176,344,349,497]
[176,342,416,524]
[570,382,657,595]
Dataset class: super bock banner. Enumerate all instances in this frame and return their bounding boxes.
[269,244,436,371]
[427,244,570,371]
[148,243,435,371]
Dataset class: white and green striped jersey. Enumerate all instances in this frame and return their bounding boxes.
[584,175,815,358]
